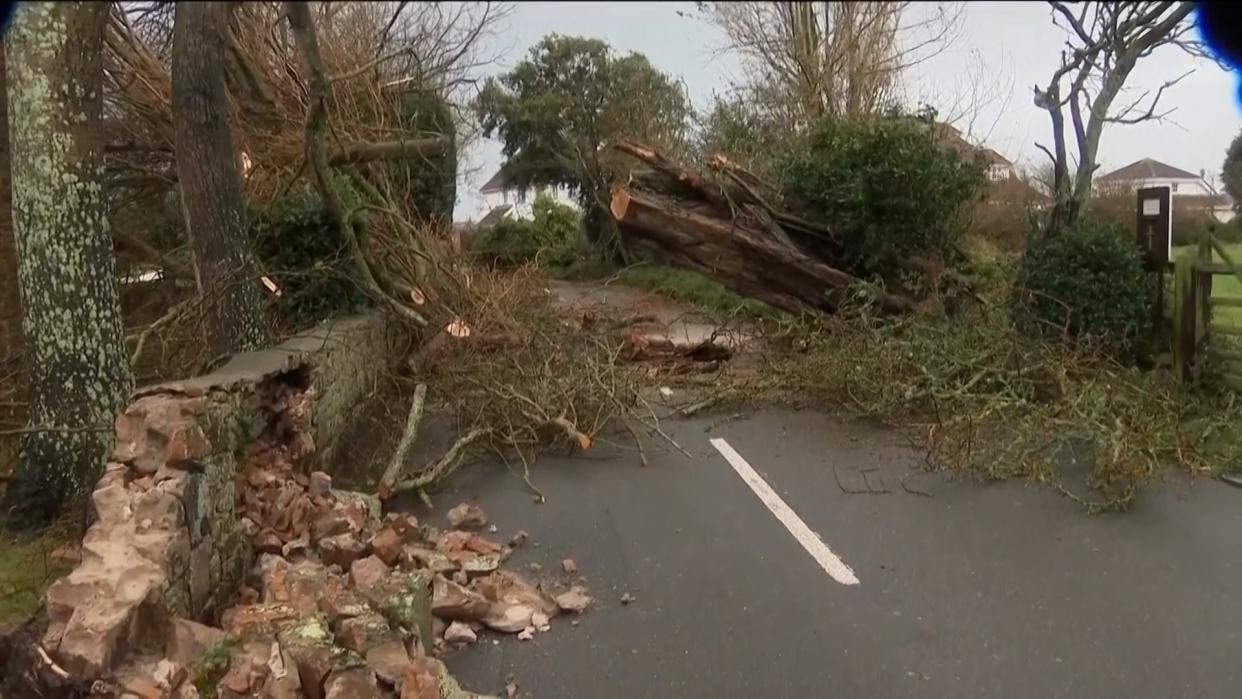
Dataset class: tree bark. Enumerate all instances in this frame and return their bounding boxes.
[285,0,428,327]
[327,137,449,166]
[2,3,133,527]
[0,45,21,377]
[611,186,914,315]
[172,1,271,357]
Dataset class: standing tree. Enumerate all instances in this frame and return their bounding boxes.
[702,2,962,128]
[475,35,689,259]
[1034,1,1216,234]
[1223,129,1242,215]
[0,45,19,375]
[2,3,133,527]
[693,92,787,177]
[172,2,271,356]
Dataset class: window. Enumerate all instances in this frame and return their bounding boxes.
[516,187,528,203]
[1171,183,1179,193]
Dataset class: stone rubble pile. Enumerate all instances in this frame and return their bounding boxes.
[29,376,591,699]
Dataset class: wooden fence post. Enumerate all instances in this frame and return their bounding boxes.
[1173,248,1198,381]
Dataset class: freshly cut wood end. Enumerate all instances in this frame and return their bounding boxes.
[610,185,632,221]
[260,275,282,297]
[447,319,471,338]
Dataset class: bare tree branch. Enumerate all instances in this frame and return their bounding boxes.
[1035,1,1206,234]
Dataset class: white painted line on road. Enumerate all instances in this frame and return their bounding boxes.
[710,438,860,586]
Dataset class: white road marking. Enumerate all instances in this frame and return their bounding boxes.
[710,437,860,586]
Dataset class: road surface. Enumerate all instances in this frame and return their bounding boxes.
[409,409,1242,698]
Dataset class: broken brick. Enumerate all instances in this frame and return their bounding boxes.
[318,532,367,570]
[431,575,490,622]
[349,555,390,593]
[369,528,404,567]
[446,503,487,530]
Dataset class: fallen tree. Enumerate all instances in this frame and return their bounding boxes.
[611,186,915,315]
[610,139,972,316]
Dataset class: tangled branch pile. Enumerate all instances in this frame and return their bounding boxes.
[104,2,504,379]
[609,139,975,317]
[754,301,1241,511]
[388,265,671,498]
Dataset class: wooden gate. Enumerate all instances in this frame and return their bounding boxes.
[1174,232,1242,390]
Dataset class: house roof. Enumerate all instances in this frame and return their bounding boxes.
[978,147,1012,167]
[479,167,512,194]
[1098,158,1200,182]
[931,122,1013,167]
[476,204,513,229]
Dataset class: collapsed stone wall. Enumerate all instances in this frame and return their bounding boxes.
[38,314,397,676]
[8,314,592,698]
[44,383,260,677]
[0,316,396,695]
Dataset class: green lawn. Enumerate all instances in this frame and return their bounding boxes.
[0,529,73,624]
[1175,243,1242,325]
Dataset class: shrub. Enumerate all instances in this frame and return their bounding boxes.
[396,90,457,227]
[694,92,787,177]
[250,183,370,330]
[1016,220,1151,344]
[474,192,582,267]
[780,110,986,275]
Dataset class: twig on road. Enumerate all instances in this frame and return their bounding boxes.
[833,464,891,495]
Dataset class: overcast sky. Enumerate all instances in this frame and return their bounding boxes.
[455,1,1241,221]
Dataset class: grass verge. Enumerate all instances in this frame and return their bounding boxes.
[554,258,782,320]
[0,525,74,625]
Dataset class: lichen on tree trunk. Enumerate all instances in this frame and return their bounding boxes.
[2,3,134,527]
[172,1,271,357]
[0,45,22,381]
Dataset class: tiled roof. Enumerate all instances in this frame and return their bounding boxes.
[476,204,513,229]
[1098,158,1200,182]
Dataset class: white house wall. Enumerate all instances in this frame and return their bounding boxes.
[1104,177,1213,197]
[478,183,579,221]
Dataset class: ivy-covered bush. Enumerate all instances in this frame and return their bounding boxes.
[250,184,370,330]
[780,111,986,274]
[1016,220,1151,344]
[396,90,457,227]
[474,192,582,267]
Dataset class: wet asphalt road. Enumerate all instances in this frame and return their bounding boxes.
[411,409,1242,698]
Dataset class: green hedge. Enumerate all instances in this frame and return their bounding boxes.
[474,192,582,267]
[396,90,457,227]
[1016,220,1151,345]
[780,112,986,274]
[250,183,370,330]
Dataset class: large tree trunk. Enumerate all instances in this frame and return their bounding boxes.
[2,3,133,527]
[0,45,20,379]
[611,186,915,315]
[172,2,270,357]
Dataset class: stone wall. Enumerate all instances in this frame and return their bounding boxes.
[144,314,399,471]
[36,314,399,679]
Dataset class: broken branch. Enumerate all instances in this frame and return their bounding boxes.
[377,382,427,501]
[327,137,449,165]
[392,427,489,494]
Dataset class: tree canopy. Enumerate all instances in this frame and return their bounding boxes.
[1224,129,1242,213]
[475,34,689,253]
